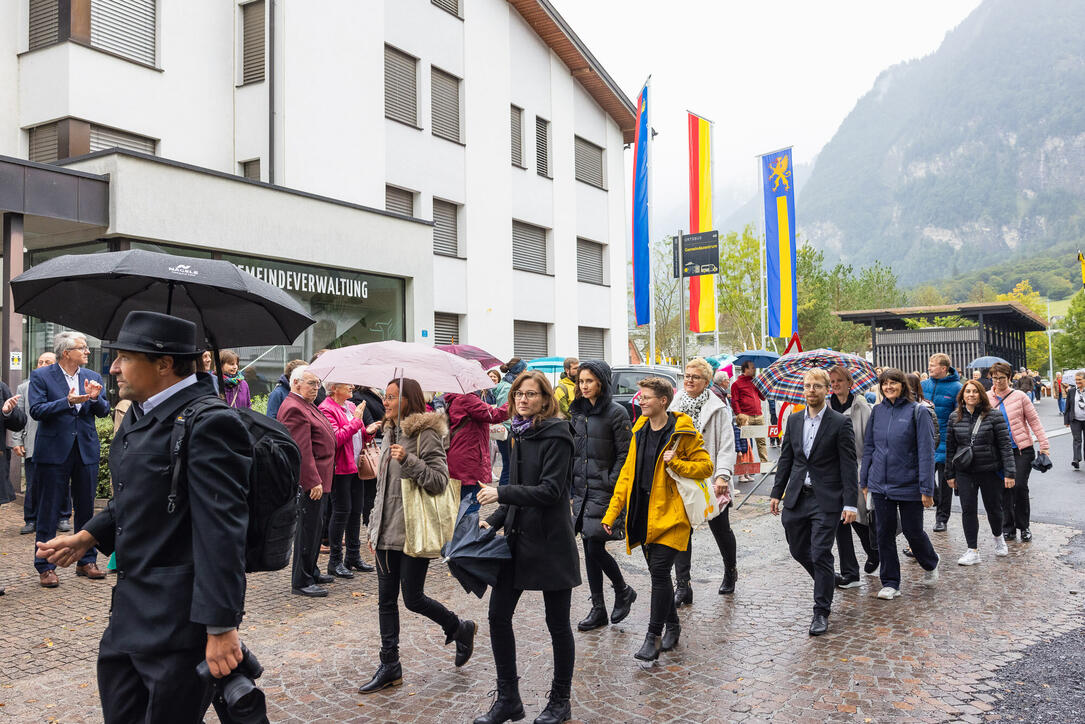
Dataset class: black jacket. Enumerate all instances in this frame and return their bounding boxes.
[945,407,1016,479]
[0,381,27,505]
[569,360,632,540]
[84,374,252,654]
[486,417,581,591]
[771,407,858,513]
[352,387,386,435]
[1064,386,1085,426]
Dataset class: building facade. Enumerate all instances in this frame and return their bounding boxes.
[0,0,634,394]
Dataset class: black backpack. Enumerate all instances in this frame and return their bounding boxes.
[169,396,302,573]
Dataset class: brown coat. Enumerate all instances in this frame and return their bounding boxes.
[277,392,336,493]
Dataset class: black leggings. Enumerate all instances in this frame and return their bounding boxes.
[582,536,626,600]
[642,543,680,636]
[674,505,737,582]
[361,477,377,526]
[328,473,363,564]
[957,469,1003,548]
[375,549,459,653]
[488,564,574,685]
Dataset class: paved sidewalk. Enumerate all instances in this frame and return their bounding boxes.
[1,493,1083,722]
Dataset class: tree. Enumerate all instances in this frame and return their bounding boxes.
[1054,290,1085,370]
[998,280,1050,371]
[714,226,762,350]
[627,235,685,363]
[967,281,998,302]
[910,285,948,306]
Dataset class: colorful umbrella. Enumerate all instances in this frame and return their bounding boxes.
[753,349,877,403]
[436,344,503,371]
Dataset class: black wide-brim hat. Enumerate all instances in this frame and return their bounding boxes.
[102,310,203,356]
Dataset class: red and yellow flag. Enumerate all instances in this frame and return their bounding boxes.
[687,113,715,333]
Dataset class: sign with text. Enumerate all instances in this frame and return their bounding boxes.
[672,230,720,277]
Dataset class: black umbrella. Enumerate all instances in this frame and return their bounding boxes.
[11,249,314,349]
[441,500,511,598]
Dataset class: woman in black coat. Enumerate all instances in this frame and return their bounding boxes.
[475,370,580,724]
[569,360,636,632]
[945,379,1016,566]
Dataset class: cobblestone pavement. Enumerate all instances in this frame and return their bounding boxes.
[1,488,1083,723]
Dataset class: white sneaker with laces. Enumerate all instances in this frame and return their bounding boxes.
[876,586,901,600]
[923,563,940,586]
[994,535,1009,556]
[957,549,981,566]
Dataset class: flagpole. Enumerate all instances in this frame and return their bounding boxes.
[757,153,766,349]
[646,77,656,365]
[710,117,720,355]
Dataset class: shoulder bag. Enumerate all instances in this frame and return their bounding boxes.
[401,435,460,558]
[664,440,720,527]
[357,440,381,479]
[950,413,985,470]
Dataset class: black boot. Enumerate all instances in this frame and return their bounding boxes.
[358,649,402,694]
[610,584,637,623]
[577,598,608,631]
[328,560,355,579]
[634,633,662,662]
[447,618,476,667]
[661,623,681,651]
[473,677,526,724]
[345,557,375,573]
[674,580,692,608]
[719,568,736,595]
[533,681,572,724]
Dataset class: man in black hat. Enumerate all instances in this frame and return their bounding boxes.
[38,311,252,723]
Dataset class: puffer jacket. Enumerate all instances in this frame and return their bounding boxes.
[860,397,936,500]
[570,360,632,540]
[444,391,509,486]
[944,407,1015,479]
[988,387,1049,451]
[921,368,962,464]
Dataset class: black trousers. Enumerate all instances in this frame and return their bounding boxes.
[375,548,459,653]
[328,473,363,564]
[35,445,97,573]
[582,536,625,600]
[1004,447,1035,533]
[871,493,938,590]
[488,563,574,684]
[642,543,680,635]
[1071,420,1085,464]
[291,492,326,589]
[360,477,377,526]
[674,505,737,582]
[780,490,838,617]
[957,469,1003,548]
[836,514,877,579]
[98,641,210,724]
[934,462,954,524]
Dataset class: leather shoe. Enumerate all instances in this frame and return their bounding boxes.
[809,614,828,636]
[719,569,737,595]
[76,563,106,580]
[292,584,328,597]
[933,521,947,532]
[1021,528,1033,542]
[39,570,59,588]
[864,557,880,575]
[661,623,681,651]
[57,519,73,533]
[673,580,693,608]
[313,572,335,585]
[345,558,375,573]
[328,562,354,579]
[19,522,35,535]
[835,574,861,589]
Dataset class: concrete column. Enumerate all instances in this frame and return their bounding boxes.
[2,213,25,491]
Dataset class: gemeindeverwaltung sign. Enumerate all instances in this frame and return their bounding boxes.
[235,264,369,299]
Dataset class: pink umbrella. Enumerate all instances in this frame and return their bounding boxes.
[307,340,494,393]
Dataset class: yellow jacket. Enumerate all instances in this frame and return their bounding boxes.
[602,411,713,554]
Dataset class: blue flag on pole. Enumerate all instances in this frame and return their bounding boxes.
[761,148,797,338]
[632,83,650,327]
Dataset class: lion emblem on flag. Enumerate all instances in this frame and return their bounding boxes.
[768,155,791,193]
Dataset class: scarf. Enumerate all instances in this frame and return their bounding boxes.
[830,392,854,414]
[222,371,245,388]
[678,389,711,432]
[510,415,534,435]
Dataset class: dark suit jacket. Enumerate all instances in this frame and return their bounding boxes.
[771,406,858,513]
[1064,386,1084,425]
[83,374,252,654]
[28,363,110,465]
[277,392,335,493]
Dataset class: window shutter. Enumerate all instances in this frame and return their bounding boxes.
[434,313,460,345]
[432,199,458,256]
[431,0,460,18]
[535,117,549,177]
[89,125,156,154]
[241,159,261,181]
[384,45,417,126]
[28,0,59,50]
[431,67,461,142]
[512,221,547,274]
[385,185,414,216]
[510,105,523,166]
[576,238,605,285]
[578,327,605,361]
[90,0,157,66]
[28,123,59,163]
[574,136,604,187]
[514,321,548,360]
[241,1,265,84]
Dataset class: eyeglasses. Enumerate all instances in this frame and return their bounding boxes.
[302,379,320,387]
[73,345,89,351]
[513,390,541,400]
[803,383,826,390]
[683,374,706,382]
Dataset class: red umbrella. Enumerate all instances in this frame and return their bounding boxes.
[436,344,503,371]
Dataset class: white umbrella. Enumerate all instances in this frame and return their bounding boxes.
[307,340,494,393]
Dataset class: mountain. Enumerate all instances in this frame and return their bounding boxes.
[722,160,814,233]
[797,0,1085,287]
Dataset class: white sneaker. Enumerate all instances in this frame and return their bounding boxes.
[923,563,940,586]
[958,549,981,566]
[994,535,1009,557]
[876,586,901,600]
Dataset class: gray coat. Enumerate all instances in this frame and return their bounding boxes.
[10,379,37,457]
[836,393,872,524]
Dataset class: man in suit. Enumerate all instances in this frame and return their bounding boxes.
[14,351,62,535]
[770,368,858,636]
[38,311,252,723]
[29,332,111,587]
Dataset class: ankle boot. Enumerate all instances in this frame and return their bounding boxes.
[328,560,355,579]
[358,649,402,694]
[577,598,608,631]
[661,622,681,651]
[473,677,526,724]
[673,579,693,608]
[448,618,476,667]
[533,680,572,724]
[610,584,637,623]
[719,568,736,595]
[634,633,662,662]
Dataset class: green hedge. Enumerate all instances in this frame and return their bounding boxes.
[95,416,114,499]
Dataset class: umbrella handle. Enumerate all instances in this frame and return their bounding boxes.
[167,280,174,316]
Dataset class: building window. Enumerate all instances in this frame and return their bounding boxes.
[433,199,459,256]
[578,327,605,361]
[574,136,605,188]
[576,238,606,285]
[240,159,261,181]
[512,221,548,275]
[28,0,59,50]
[431,0,460,18]
[514,321,549,360]
[241,0,265,85]
[89,124,156,154]
[90,0,157,66]
[385,185,414,216]
[434,313,460,345]
[384,45,418,126]
[535,116,550,177]
[510,105,523,167]
[431,67,462,143]
[28,122,58,163]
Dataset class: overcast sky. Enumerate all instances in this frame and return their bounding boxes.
[549,0,982,230]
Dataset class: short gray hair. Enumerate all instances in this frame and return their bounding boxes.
[713,371,730,386]
[289,365,312,385]
[324,380,351,394]
[54,331,86,358]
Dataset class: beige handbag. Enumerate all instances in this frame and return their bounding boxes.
[401,438,460,558]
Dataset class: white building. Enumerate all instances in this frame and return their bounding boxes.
[0,0,634,394]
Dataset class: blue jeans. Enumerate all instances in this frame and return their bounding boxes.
[495,438,511,486]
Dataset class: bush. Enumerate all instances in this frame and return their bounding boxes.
[250,393,268,415]
[95,416,114,499]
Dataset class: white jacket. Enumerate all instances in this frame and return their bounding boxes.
[669,391,736,482]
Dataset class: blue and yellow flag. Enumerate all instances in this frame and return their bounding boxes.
[761,148,797,338]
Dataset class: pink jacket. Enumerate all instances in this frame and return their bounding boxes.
[988,388,1049,451]
[318,397,367,475]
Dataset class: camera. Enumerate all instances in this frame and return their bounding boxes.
[196,643,268,724]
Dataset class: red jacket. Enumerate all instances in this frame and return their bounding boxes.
[277,393,335,492]
[444,392,509,486]
[730,374,765,417]
[318,397,368,476]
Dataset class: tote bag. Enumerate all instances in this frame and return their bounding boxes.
[664,441,719,526]
[401,438,460,558]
